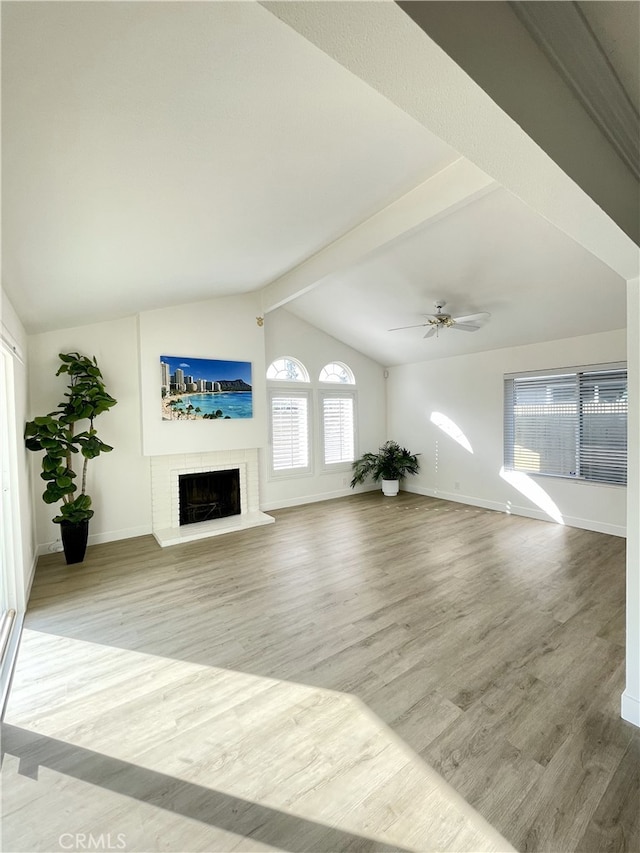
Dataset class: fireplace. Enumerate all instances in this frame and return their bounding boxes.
[150,449,274,547]
[179,469,240,525]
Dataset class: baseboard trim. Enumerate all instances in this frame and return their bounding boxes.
[621,691,640,727]
[37,524,153,558]
[26,552,38,600]
[402,485,626,537]
[261,485,377,512]
[87,525,152,547]
[35,488,626,552]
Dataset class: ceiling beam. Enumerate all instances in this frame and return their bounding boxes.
[510,0,639,182]
[260,158,496,313]
[261,0,638,281]
[397,0,639,244]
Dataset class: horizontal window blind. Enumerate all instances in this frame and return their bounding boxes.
[270,393,309,472]
[505,373,578,477]
[322,395,354,465]
[579,369,627,484]
[504,366,627,485]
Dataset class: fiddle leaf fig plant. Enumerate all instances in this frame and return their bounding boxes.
[24,352,117,524]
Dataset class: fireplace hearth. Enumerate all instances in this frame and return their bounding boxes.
[150,449,274,547]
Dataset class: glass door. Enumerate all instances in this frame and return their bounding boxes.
[0,342,22,712]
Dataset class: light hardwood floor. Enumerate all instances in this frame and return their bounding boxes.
[2,493,638,852]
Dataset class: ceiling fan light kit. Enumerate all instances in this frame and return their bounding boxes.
[389,301,491,339]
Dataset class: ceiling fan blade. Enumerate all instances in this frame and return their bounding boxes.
[389,313,442,332]
[452,312,491,324]
[452,323,481,332]
[388,323,428,332]
[423,326,437,339]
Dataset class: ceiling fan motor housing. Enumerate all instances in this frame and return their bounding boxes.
[432,302,454,326]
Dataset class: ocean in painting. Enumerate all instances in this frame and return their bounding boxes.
[172,392,252,419]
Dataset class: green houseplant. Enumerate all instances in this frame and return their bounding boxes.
[350,440,420,496]
[24,352,117,564]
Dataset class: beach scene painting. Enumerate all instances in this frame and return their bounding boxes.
[161,355,252,420]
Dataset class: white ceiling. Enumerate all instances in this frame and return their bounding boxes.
[2,1,455,333]
[284,185,626,366]
[1,1,632,366]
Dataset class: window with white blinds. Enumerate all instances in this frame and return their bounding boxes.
[321,393,355,468]
[269,391,310,474]
[504,365,627,485]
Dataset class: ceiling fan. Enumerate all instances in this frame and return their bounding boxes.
[389,301,491,338]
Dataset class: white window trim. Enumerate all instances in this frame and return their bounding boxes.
[504,361,626,381]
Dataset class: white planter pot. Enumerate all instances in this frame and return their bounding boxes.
[381,479,399,497]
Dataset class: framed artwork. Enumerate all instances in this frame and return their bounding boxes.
[160,355,252,420]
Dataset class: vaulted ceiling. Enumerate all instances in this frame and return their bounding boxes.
[2,1,638,365]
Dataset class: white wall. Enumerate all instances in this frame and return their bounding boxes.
[261,308,387,509]
[139,293,267,456]
[1,287,36,600]
[623,279,639,726]
[387,329,627,536]
[26,297,385,548]
[27,293,269,551]
[28,316,152,551]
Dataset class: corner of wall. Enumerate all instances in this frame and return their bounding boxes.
[621,691,640,728]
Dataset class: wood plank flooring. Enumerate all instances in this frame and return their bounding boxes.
[2,492,638,852]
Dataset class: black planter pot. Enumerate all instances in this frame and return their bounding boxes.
[60,520,89,565]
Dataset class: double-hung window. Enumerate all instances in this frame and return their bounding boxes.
[504,364,627,485]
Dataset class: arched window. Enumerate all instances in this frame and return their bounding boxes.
[318,363,356,468]
[319,362,355,384]
[267,357,310,383]
[267,358,311,475]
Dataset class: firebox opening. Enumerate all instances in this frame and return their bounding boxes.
[179,469,241,526]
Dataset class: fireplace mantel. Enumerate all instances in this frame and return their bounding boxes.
[150,449,273,547]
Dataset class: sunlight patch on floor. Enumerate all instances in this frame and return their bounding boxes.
[4,629,512,852]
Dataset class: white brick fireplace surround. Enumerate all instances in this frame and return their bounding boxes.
[150,449,274,547]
